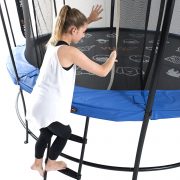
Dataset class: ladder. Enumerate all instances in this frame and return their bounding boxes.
[44,117,89,180]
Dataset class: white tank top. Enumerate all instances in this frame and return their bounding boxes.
[26,45,76,128]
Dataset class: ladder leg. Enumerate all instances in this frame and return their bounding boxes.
[44,140,51,180]
[77,116,90,180]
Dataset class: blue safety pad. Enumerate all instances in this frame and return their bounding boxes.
[6,45,39,93]
[152,90,180,120]
[6,45,180,121]
[72,87,180,121]
[72,86,146,121]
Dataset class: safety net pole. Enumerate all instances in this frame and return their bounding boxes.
[0,2,28,144]
[132,0,176,180]
[107,0,120,90]
[139,0,152,89]
[115,0,120,49]
[15,0,26,38]
[110,0,115,29]
[53,0,57,16]
[143,0,166,89]
[3,0,16,47]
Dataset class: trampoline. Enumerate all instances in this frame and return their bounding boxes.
[1,0,180,180]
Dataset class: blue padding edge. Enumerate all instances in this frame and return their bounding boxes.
[72,86,146,121]
[6,45,180,121]
[72,87,180,121]
[6,45,39,93]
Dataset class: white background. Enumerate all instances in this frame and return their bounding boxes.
[0,0,180,180]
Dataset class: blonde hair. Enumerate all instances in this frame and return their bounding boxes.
[48,5,87,46]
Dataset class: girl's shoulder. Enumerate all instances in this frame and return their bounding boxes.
[57,45,81,55]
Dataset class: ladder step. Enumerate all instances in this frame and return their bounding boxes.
[69,134,87,144]
[58,168,81,179]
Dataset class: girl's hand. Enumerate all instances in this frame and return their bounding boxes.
[109,50,117,62]
[87,5,103,24]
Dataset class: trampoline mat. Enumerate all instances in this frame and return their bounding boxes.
[73,28,180,90]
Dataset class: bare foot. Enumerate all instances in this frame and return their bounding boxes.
[31,164,44,177]
[45,160,67,171]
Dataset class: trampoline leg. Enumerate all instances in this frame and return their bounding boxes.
[77,116,90,180]
[24,119,29,144]
[19,89,29,144]
[132,113,151,180]
[132,0,175,179]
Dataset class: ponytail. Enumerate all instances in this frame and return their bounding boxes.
[48,5,70,46]
[48,5,87,46]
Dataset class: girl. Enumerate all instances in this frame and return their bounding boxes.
[27,5,117,176]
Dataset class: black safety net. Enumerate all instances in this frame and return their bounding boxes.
[21,0,180,90]
[22,0,52,68]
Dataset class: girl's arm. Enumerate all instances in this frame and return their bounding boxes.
[70,47,117,77]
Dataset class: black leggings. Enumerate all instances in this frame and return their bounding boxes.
[35,122,71,160]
